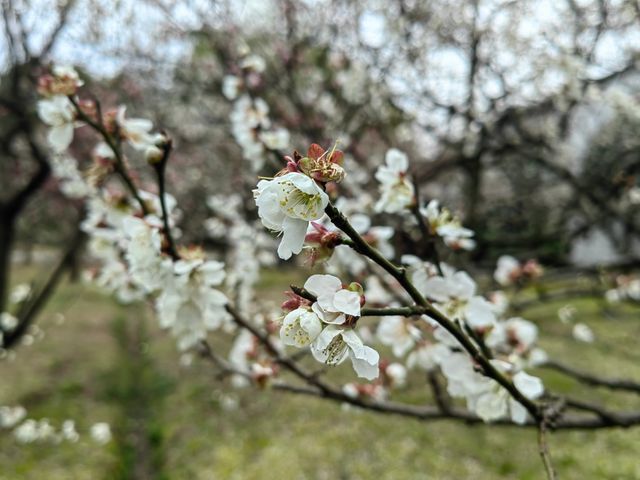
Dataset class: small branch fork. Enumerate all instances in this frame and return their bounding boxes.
[219,302,640,430]
[324,202,543,423]
[68,96,150,216]
[70,97,179,260]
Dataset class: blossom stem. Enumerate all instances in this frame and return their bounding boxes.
[360,306,428,317]
[152,141,179,260]
[324,202,543,422]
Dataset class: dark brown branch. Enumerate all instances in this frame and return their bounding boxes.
[261,372,640,430]
[151,137,179,260]
[2,227,85,350]
[427,371,452,414]
[543,360,640,394]
[324,202,543,422]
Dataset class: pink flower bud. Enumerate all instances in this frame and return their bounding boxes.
[281,291,310,312]
[522,260,543,279]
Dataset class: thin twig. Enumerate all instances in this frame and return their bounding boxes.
[151,138,179,259]
[537,422,557,480]
[543,360,640,394]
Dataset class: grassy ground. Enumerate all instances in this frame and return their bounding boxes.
[1,266,640,479]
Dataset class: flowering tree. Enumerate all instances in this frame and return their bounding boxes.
[3,60,635,479]
[3,1,640,477]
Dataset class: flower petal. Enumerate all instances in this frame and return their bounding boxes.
[464,297,497,329]
[48,124,74,152]
[277,217,308,260]
[332,289,361,316]
[349,346,380,380]
[513,371,544,399]
[304,274,342,297]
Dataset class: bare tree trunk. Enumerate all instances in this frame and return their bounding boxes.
[0,212,15,312]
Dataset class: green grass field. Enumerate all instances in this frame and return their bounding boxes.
[1,267,640,479]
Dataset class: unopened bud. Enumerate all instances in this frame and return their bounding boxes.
[281,291,310,312]
[347,282,364,296]
[145,145,164,164]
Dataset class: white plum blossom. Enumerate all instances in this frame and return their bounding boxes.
[628,186,640,205]
[473,366,544,424]
[304,274,361,324]
[558,305,577,324]
[229,329,257,387]
[50,156,94,198]
[494,255,521,286]
[116,107,157,150]
[311,325,379,380]
[254,172,329,259]
[259,128,290,150]
[280,307,323,347]
[416,264,496,330]
[440,354,544,424]
[421,200,476,251]
[0,406,26,428]
[488,291,509,316]
[37,95,76,152]
[90,423,112,444]
[14,419,56,443]
[374,148,415,213]
[406,342,451,371]
[230,94,277,170]
[61,420,79,443]
[9,284,31,304]
[11,417,82,444]
[52,65,83,85]
[279,275,378,379]
[0,312,18,331]
[528,348,549,367]
[376,316,421,357]
[440,352,493,400]
[222,75,242,100]
[605,275,640,303]
[122,216,168,292]
[486,317,539,353]
[240,54,266,72]
[385,362,407,388]
[572,323,595,343]
[155,259,229,350]
[364,276,393,305]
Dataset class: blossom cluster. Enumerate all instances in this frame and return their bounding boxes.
[0,405,111,445]
[223,50,290,171]
[605,274,640,303]
[282,274,379,380]
[36,66,231,352]
[374,259,546,423]
[374,148,477,251]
